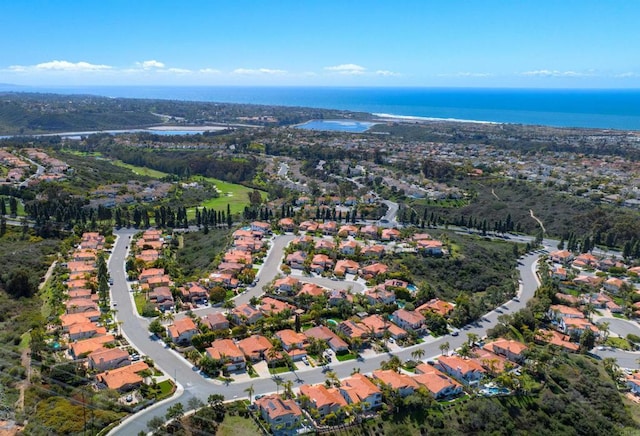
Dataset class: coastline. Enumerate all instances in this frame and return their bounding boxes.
[372,113,501,125]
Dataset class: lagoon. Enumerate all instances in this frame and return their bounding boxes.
[295,119,377,133]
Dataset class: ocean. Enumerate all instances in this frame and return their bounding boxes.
[6,85,640,131]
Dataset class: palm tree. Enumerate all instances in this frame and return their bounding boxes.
[244,384,255,404]
[597,321,610,343]
[411,348,425,362]
[273,376,283,394]
[283,380,294,399]
[439,341,450,356]
[466,332,479,347]
[266,347,279,368]
[325,370,340,387]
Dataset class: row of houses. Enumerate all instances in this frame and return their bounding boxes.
[58,233,152,392]
[254,338,526,432]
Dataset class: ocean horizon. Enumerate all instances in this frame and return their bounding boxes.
[3,85,640,131]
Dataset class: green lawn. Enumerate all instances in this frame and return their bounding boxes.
[0,195,27,216]
[217,414,261,436]
[335,352,358,362]
[134,292,147,316]
[156,380,176,400]
[112,160,170,179]
[269,365,295,375]
[190,176,266,216]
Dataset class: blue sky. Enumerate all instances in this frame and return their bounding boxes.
[1,0,639,88]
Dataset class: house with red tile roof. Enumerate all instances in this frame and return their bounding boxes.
[437,355,486,385]
[561,317,599,336]
[470,348,510,374]
[273,276,300,294]
[364,286,396,305]
[391,309,426,333]
[275,329,308,354]
[146,274,173,289]
[483,338,528,363]
[360,225,379,239]
[60,313,98,332]
[250,221,271,233]
[96,361,149,391]
[292,235,314,249]
[278,218,296,232]
[362,244,385,258]
[148,286,174,311]
[255,394,303,431]
[223,250,253,267]
[413,363,463,399]
[359,263,388,278]
[338,320,369,340]
[138,268,165,283]
[320,221,338,235]
[299,221,319,232]
[339,240,359,255]
[310,253,334,273]
[535,329,579,352]
[299,384,347,418]
[551,266,568,280]
[167,317,199,345]
[286,251,307,270]
[381,228,401,241]
[65,298,99,315]
[550,249,574,264]
[604,277,625,294]
[304,325,349,353]
[315,238,336,251]
[297,283,326,298]
[260,297,295,316]
[88,347,130,371]
[548,304,584,320]
[334,259,360,276]
[417,298,455,317]
[372,369,419,397]
[328,289,353,306]
[68,289,92,300]
[237,334,273,361]
[69,322,107,341]
[200,313,229,331]
[70,335,115,359]
[416,239,443,255]
[206,339,246,372]
[338,225,359,238]
[339,373,383,410]
[180,282,208,303]
[231,303,263,325]
[626,372,640,395]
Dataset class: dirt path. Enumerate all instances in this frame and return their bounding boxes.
[491,188,501,200]
[38,258,57,291]
[529,209,546,234]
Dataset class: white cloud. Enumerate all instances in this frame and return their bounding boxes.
[9,60,112,72]
[324,63,366,75]
[138,60,165,69]
[199,68,221,74]
[375,70,400,77]
[521,69,587,77]
[167,68,191,74]
[615,72,639,78]
[232,68,287,75]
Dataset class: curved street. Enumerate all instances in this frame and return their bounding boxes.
[109,226,545,435]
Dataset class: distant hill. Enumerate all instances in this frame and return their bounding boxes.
[0,92,164,135]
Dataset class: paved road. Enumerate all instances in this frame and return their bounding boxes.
[109,227,542,435]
